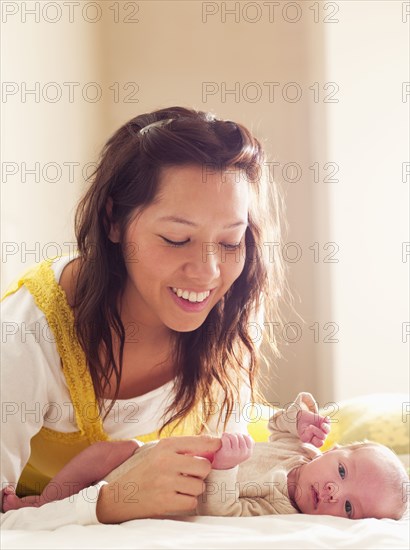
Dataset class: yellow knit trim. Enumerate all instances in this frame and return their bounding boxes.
[8,258,108,444]
[39,427,89,444]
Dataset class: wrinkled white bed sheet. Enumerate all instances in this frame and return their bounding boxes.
[2,514,409,549]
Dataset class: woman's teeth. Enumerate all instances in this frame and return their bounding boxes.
[172,287,211,303]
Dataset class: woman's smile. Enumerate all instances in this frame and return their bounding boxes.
[168,286,214,312]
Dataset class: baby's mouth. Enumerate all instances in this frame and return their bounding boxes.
[311,485,319,510]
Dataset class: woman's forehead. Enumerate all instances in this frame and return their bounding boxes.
[153,165,250,213]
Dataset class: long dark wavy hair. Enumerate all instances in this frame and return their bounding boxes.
[74,106,290,434]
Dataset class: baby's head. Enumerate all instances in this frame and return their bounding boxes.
[291,441,408,520]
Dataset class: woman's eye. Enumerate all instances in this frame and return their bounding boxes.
[162,237,188,247]
[222,243,241,250]
[161,237,241,250]
[345,500,352,517]
[338,464,346,479]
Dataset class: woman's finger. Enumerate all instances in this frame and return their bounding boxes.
[171,493,199,513]
[175,474,206,497]
[159,435,222,456]
[173,454,214,479]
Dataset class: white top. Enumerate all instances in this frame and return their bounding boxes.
[0,255,251,529]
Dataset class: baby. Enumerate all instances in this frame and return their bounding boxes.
[196,393,409,520]
[3,393,408,520]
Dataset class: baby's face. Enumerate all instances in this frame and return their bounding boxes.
[290,447,397,519]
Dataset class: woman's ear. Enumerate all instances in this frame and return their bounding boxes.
[106,197,120,243]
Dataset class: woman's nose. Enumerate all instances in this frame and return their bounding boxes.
[183,243,221,281]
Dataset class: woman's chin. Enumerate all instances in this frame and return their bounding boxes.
[167,321,205,333]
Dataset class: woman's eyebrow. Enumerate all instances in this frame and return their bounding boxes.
[157,216,248,229]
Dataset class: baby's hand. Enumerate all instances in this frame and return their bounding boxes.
[297,410,330,448]
[211,433,254,470]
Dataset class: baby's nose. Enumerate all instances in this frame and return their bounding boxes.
[321,482,338,503]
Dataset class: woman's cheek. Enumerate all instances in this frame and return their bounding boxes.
[230,246,246,275]
[122,242,140,264]
[221,256,245,288]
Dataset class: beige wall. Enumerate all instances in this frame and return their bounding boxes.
[2,1,408,406]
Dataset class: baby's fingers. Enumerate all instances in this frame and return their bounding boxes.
[234,434,254,451]
[301,425,325,443]
[244,435,255,450]
[221,433,238,451]
[3,485,16,495]
[311,434,327,448]
[320,417,331,433]
[308,425,328,447]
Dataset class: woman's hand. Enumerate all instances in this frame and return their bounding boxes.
[96,435,221,523]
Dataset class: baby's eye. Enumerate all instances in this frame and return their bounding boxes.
[345,500,352,518]
[338,464,346,479]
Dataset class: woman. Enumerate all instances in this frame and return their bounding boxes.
[1,106,288,527]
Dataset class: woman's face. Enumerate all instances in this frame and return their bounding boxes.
[116,164,250,334]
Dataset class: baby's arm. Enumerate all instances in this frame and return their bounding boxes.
[2,439,140,512]
[198,436,280,517]
[268,392,330,446]
[198,466,278,517]
[197,433,273,517]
